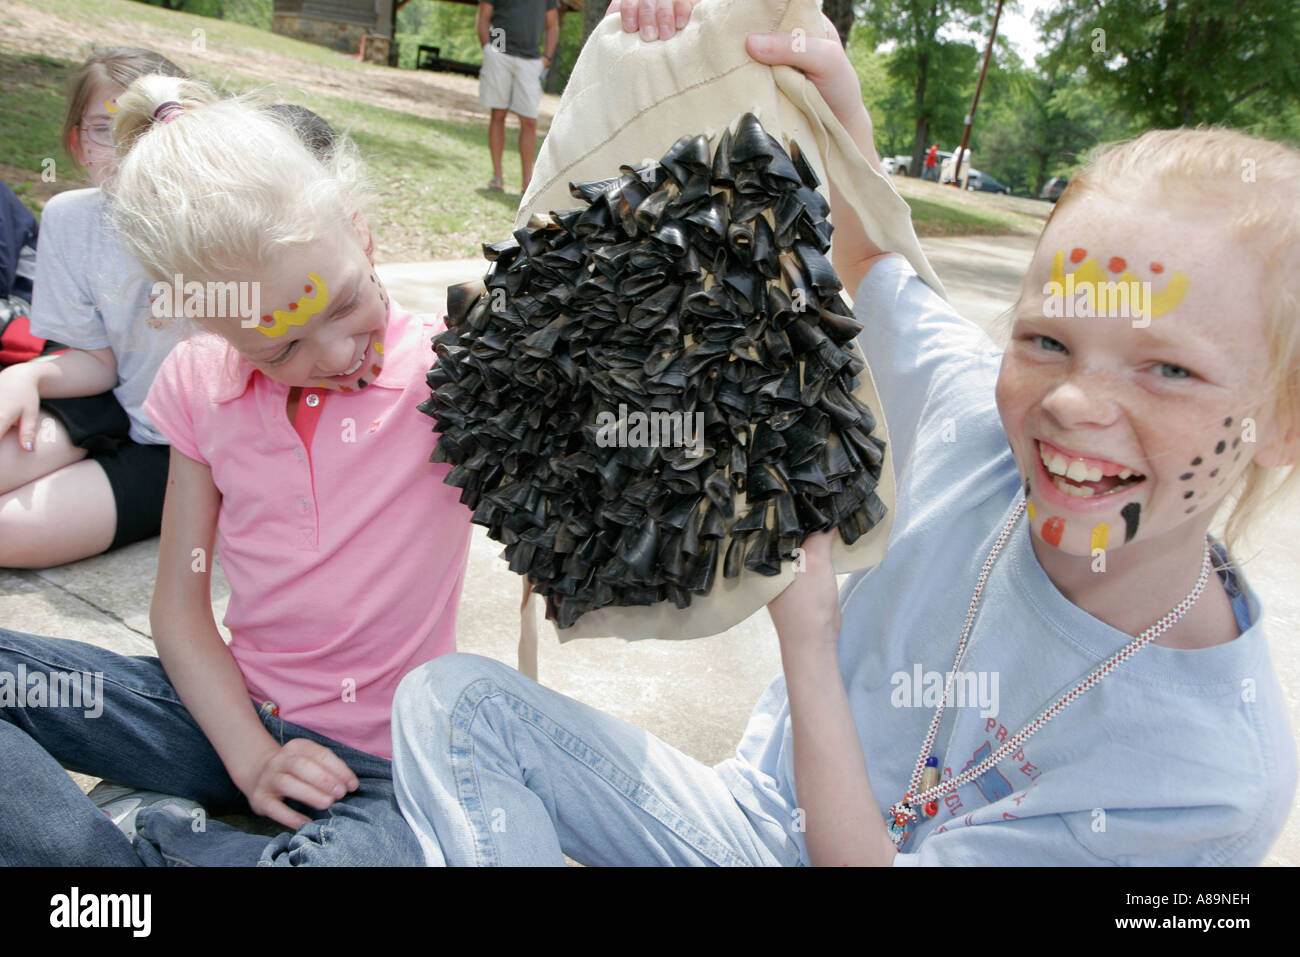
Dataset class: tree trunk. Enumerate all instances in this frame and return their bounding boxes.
[582,0,607,45]
[909,51,931,176]
[822,0,854,46]
[545,5,566,94]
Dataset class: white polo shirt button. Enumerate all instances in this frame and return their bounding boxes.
[297,496,310,512]
[305,393,320,408]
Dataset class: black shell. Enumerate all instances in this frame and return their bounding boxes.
[422,113,887,629]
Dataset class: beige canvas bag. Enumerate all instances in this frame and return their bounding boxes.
[507,0,945,649]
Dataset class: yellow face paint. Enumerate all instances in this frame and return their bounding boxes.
[1049,250,1188,319]
[1027,501,1036,521]
[1091,522,1109,551]
[105,97,118,114]
[255,273,329,338]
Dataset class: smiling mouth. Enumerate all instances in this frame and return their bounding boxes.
[1037,439,1146,499]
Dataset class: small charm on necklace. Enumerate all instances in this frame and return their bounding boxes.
[924,800,939,817]
[921,755,940,792]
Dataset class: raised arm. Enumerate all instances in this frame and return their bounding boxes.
[767,532,897,865]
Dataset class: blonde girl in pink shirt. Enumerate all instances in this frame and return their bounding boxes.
[0,75,472,866]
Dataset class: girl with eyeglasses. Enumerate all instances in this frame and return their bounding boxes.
[0,48,185,567]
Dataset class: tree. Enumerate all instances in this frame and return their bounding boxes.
[862,0,985,177]
[823,0,855,46]
[1042,0,1300,131]
[583,0,607,44]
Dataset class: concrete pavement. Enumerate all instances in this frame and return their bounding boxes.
[3,233,1296,865]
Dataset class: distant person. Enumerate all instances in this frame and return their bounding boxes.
[477,0,559,194]
[923,143,938,181]
[0,48,186,569]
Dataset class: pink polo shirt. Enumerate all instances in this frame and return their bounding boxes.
[143,302,472,758]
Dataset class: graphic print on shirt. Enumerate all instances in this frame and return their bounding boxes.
[962,741,1014,804]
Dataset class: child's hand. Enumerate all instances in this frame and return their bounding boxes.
[243,738,360,829]
[768,531,842,650]
[607,0,701,40]
[0,364,42,452]
[745,18,873,138]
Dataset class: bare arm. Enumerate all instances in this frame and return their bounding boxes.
[478,2,494,48]
[767,533,897,865]
[151,448,357,828]
[0,347,118,449]
[543,8,560,62]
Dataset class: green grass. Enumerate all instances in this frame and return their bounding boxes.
[904,196,1020,237]
[1,0,1026,257]
[0,51,73,174]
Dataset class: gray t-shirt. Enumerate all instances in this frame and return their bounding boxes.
[487,0,557,59]
[29,188,172,445]
[716,255,1296,866]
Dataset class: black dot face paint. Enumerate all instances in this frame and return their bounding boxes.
[1183,490,1194,499]
[1215,440,1226,455]
[1191,457,1202,466]
[1180,472,1193,480]
[1121,502,1141,543]
[1209,468,1218,478]
[1224,417,1233,428]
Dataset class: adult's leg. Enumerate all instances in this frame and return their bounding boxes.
[488,109,508,184]
[391,653,801,867]
[0,631,245,865]
[518,115,538,193]
[0,458,116,567]
[136,712,423,867]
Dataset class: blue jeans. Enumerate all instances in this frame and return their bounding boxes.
[0,629,422,866]
[391,653,802,866]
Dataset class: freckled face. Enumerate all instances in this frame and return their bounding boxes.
[203,230,391,391]
[73,81,124,187]
[995,193,1273,556]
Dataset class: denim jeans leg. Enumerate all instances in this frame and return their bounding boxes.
[136,710,424,866]
[0,630,245,866]
[391,653,802,867]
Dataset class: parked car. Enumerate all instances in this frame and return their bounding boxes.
[1039,177,1069,202]
[890,154,912,175]
[965,170,1012,195]
[882,156,898,174]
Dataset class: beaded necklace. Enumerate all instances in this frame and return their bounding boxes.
[884,494,1214,845]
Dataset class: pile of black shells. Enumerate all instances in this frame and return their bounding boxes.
[421,113,887,629]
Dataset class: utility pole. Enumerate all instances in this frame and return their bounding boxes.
[952,0,1004,188]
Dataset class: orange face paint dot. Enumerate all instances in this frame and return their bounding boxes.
[1070,248,1087,263]
[1150,262,1164,273]
[289,302,297,310]
[1042,516,1065,547]
[1108,256,1126,273]
[305,284,312,293]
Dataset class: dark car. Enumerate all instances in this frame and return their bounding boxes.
[1039,177,1069,202]
[965,170,1012,195]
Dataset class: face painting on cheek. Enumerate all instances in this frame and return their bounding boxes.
[1182,417,1243,513]
[105,97,118,114]
[256,273,329,338]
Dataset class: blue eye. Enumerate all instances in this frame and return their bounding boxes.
[1156,362,1191,379]
[1034,335,1067,353]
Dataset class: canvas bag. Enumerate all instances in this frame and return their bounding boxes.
[513,0,945,642]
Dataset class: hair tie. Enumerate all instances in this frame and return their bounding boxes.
[153,101,185,124]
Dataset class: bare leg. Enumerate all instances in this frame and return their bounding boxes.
[488,109,508,184]
[0,413,87,496]
[518,114,538,193]
[0,458,116,567]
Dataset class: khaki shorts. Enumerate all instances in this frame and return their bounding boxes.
[479,44,544,119]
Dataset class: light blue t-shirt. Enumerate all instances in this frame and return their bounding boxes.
[716,255,1296,866]
[29,188,172,445]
